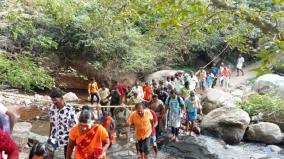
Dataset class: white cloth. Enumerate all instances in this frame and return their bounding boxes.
[188,76,198,91]
[237,57,245,69]
[0,103,8,114]
[131,86,144,99]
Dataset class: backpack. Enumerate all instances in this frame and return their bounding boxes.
[166,96,183,108]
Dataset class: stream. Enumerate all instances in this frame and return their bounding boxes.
[12,87,284,159]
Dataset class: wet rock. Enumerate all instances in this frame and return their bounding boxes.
[28,132,48,145]
[63,92,79,102]
[12,122,32,150]
[266,145,282,153]
[159,134,284,159]
[34,94,51,102]
[245,122,284,144]
[201,89,236,114]
[254,74,284,97]
[108,150,136,159]
[200,107,250,144]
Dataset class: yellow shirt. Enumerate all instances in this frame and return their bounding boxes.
[127,110,153,140]
[88,82,99,94]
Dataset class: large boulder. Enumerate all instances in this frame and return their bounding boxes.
[201,89,236,114]
[63,92,79,102]
[12,122,32,150]
[245,122,284,144]
[254,74,284,97]
[200,107,250,144]
[145,70,184,82]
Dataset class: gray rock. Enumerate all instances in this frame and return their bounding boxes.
[254,74,284,97]
[63,92,79,102]
[28,132,48,145]
[145,70,184,82]
[231,89,244,98]
[245,122,284,144]
[200,107,250,144]
[12,122,32,150]
[201,89,237,114]
[266,145,282,153]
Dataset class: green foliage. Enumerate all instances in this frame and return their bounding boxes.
[0,51,54,91]
[3,0,284,76]
[238,93,284,122]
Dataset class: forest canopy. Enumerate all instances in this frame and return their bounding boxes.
[1,0,284,82]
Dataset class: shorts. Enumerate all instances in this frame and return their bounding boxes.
[116,127,129,135]
[150,135,156,143]
[187,112,197,121]
[137,137,150,155]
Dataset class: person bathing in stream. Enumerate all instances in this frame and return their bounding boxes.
[185,91,202,136]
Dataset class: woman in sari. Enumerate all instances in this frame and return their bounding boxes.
[66,106,110,159]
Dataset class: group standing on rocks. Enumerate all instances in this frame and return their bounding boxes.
[0,55,248,159]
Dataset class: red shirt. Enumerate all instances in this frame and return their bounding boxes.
[222,68,231,77]
[117,83,126,97]
[149,109,158,136]
[0,129,19,159]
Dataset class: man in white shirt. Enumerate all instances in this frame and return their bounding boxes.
[236,54,245,76]
[131,81,144,99]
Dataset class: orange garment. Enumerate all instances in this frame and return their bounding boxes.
[69,124,109,159]
[88,82,99,94]
[143,85,153,101]
[127,110,153,140]
[101,116,115,145]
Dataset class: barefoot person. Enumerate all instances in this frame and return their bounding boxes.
[88,78,100,105]
[236,54,245,76]
[185,91,202,136]
[113,105,130,142]
[127,103,154,159]
[67,106,110,159]
[164,90,185,142]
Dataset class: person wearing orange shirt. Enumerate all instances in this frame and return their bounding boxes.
[127,103,154,159]
[66,106,110,159]
[88,78,100,105]
[143,82,153,101]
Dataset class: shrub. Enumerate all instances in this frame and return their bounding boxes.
[238,93,284,122]
[0,51,54,91]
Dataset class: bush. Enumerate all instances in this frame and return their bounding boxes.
[0,51,54,91]
[238,93,284,122]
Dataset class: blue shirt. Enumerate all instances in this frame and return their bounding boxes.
[165,96,184,114]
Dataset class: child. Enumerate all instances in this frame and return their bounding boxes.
[99,111,115,148]
[185,91,202,136]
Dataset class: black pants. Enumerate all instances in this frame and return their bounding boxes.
[171,127,179,137]
[90,92,100,104]
[212,78,217,88]
[64,145,68,159]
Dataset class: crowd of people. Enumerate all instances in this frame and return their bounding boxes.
[0,55,246,159]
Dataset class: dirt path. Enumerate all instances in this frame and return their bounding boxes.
[229,63,259,87]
